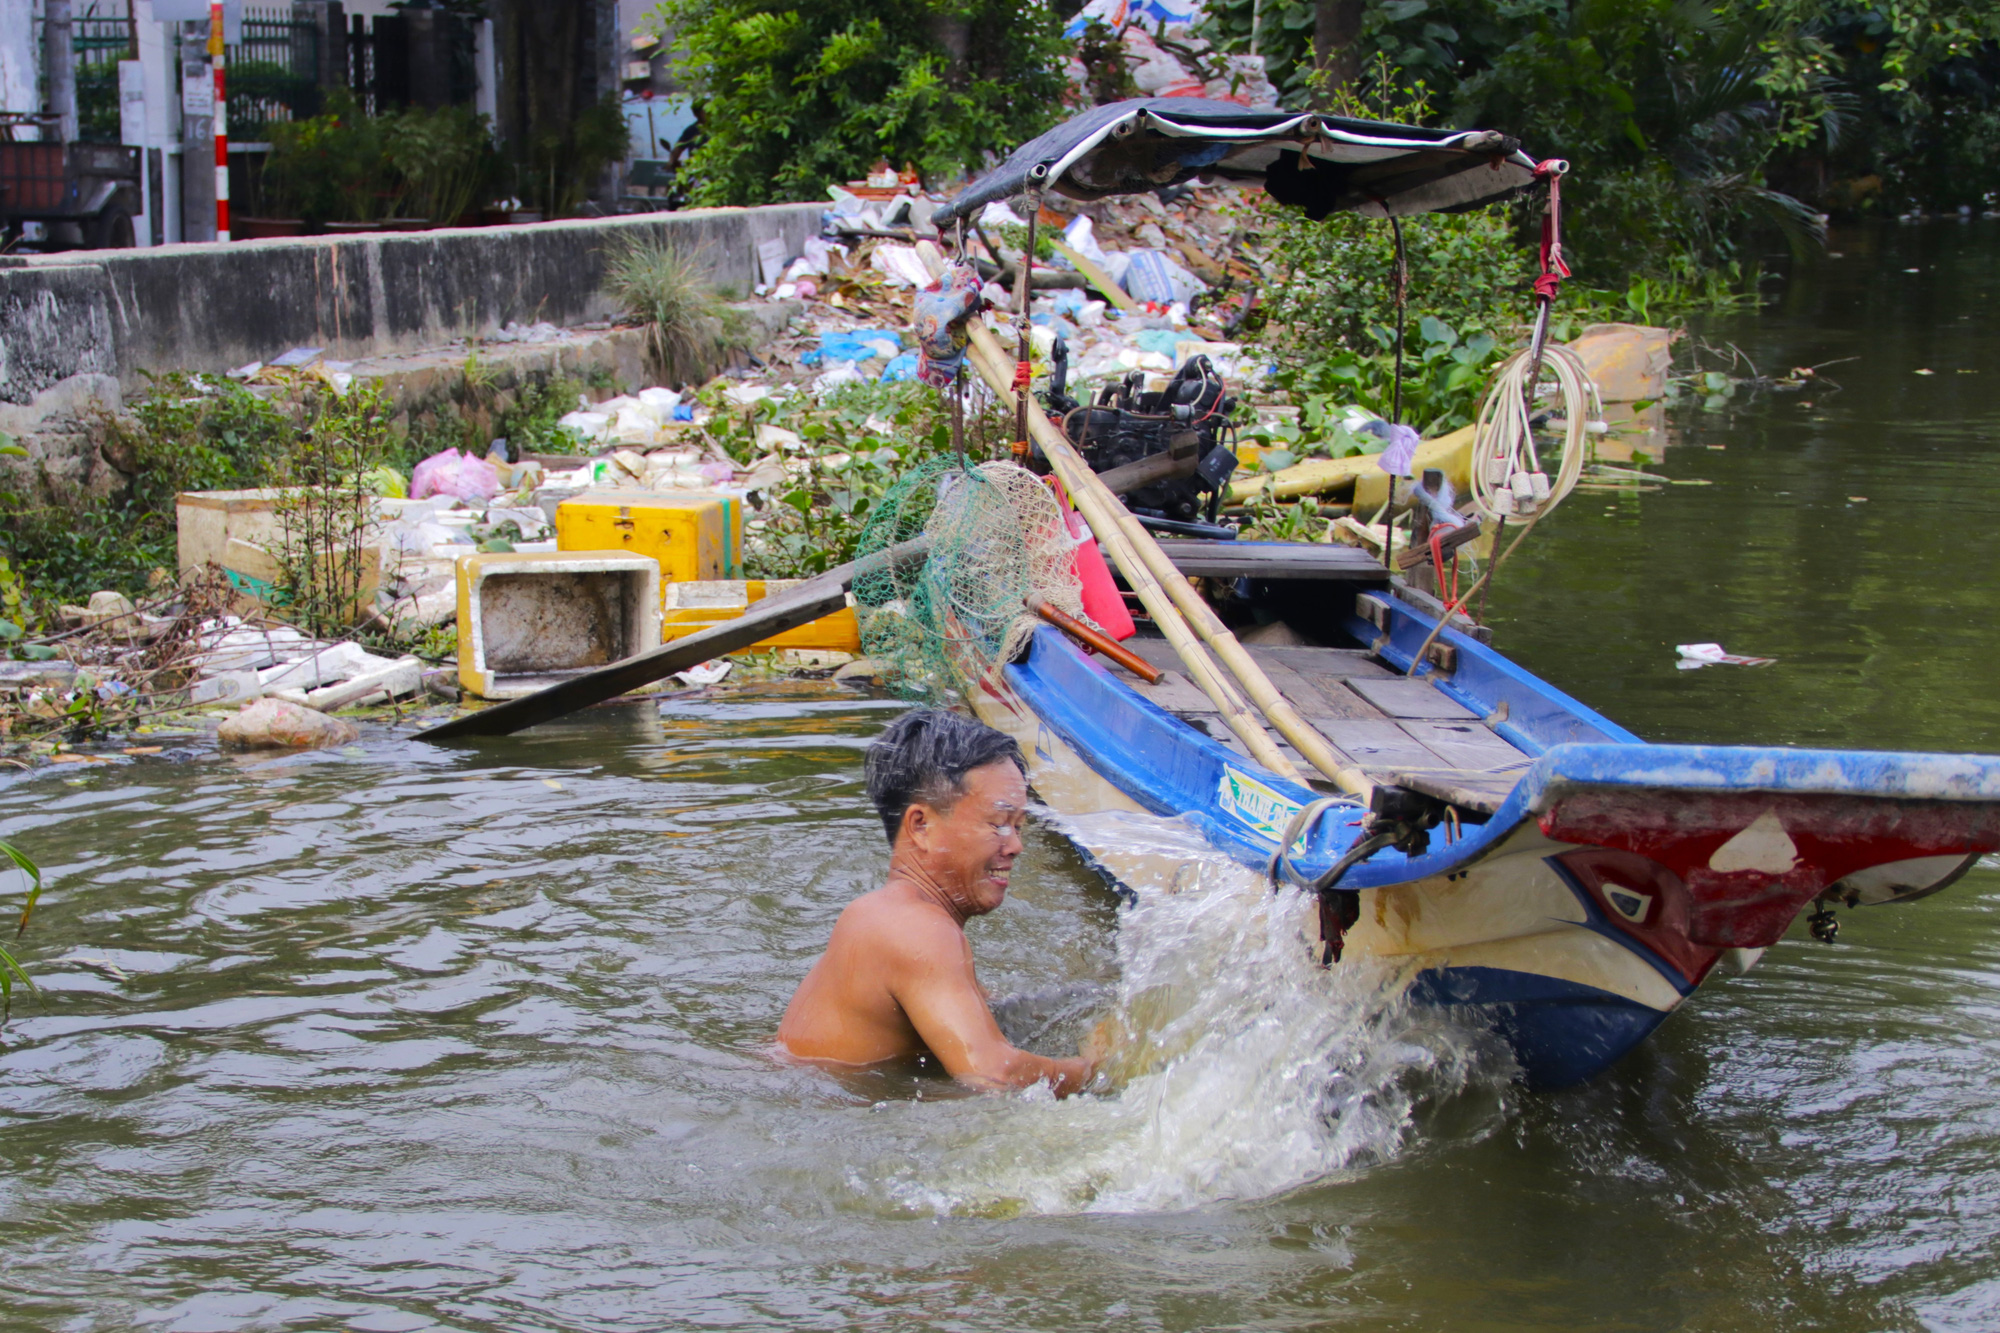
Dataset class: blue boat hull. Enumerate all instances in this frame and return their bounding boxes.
[970,597,2000,1088]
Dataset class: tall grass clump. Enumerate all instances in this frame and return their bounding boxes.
[603,236,745,384]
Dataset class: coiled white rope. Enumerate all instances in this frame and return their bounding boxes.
[1466,343,1600,525]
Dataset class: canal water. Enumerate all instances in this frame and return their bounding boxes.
[4,221,2000,1331]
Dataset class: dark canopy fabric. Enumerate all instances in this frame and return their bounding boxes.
[932,98,1539,226]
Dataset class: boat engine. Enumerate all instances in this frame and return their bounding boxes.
[1037,341,1240,526]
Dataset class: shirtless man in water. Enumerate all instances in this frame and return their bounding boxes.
[779,709,1097,1096]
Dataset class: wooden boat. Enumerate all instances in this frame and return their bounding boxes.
[968,544,2000,1086]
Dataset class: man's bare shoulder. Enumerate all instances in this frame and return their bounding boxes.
[835,884,967,958]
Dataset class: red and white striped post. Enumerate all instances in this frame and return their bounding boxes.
[209,1,229,241]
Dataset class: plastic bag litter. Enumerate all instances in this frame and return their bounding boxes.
[410,448,501,503]
[636,386,682,416]
[813,362,869,394]
[1120,349,1175,372]
[1061,0,1278,106]
[1676,643,1777,669]
[797,236,846,275]
[1096,36,1198,95]
[881,351,922,382]
[675,659,732,687]
[1073,339,1134,380]
[1131,328,1187,358]
[610,406,663,447]
[979,201,1028,228]
[1058,216,1132,284]
[1122,249,1206,306]
[869,243,935,289]
[801,329,902,366]
[755,424,806,454]
[1064,0,1201,38]
[556,409,612,443]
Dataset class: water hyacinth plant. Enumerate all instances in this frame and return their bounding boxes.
[1,838,43,1020]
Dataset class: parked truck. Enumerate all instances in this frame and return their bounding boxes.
[0,112,140,251]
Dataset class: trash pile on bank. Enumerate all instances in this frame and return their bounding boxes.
[0,174,1354,759]
[2,118,1672,762]
[741,181,1273,398]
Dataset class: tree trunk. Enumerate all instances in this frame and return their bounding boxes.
[1313,0,1365,99]
[929,13,971,92]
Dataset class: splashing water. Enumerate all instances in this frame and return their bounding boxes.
[832,810,1517,1218]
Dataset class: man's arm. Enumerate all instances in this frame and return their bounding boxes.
[889,921,1094,1097]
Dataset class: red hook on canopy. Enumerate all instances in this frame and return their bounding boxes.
[1533,159,1572,301]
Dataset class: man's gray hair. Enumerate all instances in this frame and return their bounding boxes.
[865,708,1026,845]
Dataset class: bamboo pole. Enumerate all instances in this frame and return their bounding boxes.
[956,327,1310,783]
[965,327,1371,798]
[952,323,1303,779]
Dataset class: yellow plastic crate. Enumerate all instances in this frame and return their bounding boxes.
[661,580,862,654]
[554,491,742,583]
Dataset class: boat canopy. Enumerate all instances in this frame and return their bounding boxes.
[932,97,1540,227]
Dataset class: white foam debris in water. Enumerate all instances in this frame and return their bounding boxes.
[853,810,1513,1218]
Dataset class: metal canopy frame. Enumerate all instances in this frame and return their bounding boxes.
[933,97,1540,225]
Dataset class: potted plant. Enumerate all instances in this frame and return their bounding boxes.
[384,104,497,230]
[234,142,307,238]
[267,91,396,232]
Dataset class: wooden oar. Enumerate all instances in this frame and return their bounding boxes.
[416,538,929,742]
[1028,595,1163,683]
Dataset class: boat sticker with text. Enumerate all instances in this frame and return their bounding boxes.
[1218,766,1302,842]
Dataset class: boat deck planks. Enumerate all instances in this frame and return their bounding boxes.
[1400,718,1530,771]
[1141,670,1221,714]
[1388,768,1523,814]
[1344,677,1481,720]
[1099,632,1531,804]
[1155,541,1389,582]
[1244,644,1395,681]
[1318,719,1451,772]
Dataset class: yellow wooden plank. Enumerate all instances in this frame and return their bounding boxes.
[1049,238,1140,312]
[661,580,862,652]
[661,606,861,653]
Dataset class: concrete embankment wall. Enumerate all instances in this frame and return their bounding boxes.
[1,204,820,396]
[0,203,821,500]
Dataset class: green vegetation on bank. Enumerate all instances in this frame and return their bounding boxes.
[1205,0,2000,269]
[0,364,617,628]
[653,0,1068,205]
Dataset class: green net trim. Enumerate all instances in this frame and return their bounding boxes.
[852,457,1089,699]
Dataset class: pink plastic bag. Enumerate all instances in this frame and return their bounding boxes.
[409,448,500,503]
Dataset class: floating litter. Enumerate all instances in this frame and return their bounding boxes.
[1676,642,1776,670]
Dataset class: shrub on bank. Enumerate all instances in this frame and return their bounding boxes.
[654,0,1068,206]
